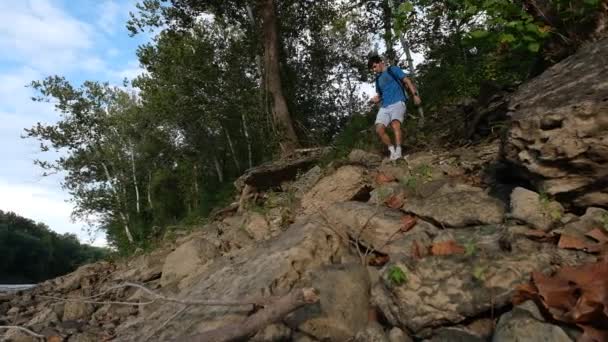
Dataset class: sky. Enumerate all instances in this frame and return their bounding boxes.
[0,0,149,247]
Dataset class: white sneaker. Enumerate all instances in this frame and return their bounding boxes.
[388,145,396,160]
[393,146,402,160]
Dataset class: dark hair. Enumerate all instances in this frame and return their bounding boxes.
[367,55,382,69]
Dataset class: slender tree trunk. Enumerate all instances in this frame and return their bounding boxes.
[241,113,254,169]
[193,164,199,209]
[223,127,241,172]
[147,170,153,210]
[382,0,396,64]
[213,156,224,183]
[129,141,140,214]
[101,161,134,244]
[260,0,299,155]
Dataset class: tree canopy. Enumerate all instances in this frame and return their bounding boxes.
[0,210,108,283]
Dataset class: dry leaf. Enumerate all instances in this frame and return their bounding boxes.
[47,336,63,342]
[512,282,538,305]
[411,240,424,259]
[430,240,465,256]
[400,215,417,232]
[514,261,608,341]
[585,228,608,243]
[558,235,589,250]
[376,172,395,184]
[385,194,404,209]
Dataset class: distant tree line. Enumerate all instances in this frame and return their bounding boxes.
[0,210,108,284]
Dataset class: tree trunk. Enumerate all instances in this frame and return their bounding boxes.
[260,0,299,155]
[224,127,241,172]
[213,156,224,183]
[147,170,153,210]
[129,141,141,214]
[242,112,253,170]
[101,161,134,244]
[382,0,396,64]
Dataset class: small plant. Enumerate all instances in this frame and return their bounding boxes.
[472,265,487,282]
[464,240,477,257]
[538,190,563,221]
[387,265,408,286]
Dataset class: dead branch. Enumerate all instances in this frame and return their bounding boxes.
[0,326,45,340]
[39,282,273,308]
[175,287,320,342]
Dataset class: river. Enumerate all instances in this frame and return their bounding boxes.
[0,284,36,293]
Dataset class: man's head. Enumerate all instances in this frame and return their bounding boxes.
[368,55,384,73]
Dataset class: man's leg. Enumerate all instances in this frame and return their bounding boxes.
[375,124,393,147]
[390,120,402,146]
[375,108,395,158]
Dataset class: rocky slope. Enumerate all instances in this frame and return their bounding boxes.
[2,37,608,342]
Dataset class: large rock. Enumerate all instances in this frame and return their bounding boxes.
[510,187,564,231]
[371,237,587,337]
[325,201,440,257]
[503,37,608,208]
[401,182,505,227]
[160,236,220,287]
[493,301,573,342]
[300,165,369,214]
[114,215,349,341]
[287,263,370,341]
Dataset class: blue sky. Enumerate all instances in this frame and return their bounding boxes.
[0,0,150,246]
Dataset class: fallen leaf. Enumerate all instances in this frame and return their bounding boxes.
[558,235,589,250]
[512,282,538,305]
[430,240,465,256]
[385,194,404,209]
[47,336,63,342]
[585,228,608,243]
[376,172,395,184]
[513,261,608,341]
[400,215,417,232]
[411,240,424,259]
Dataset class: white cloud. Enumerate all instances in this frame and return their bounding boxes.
[97,0,122,35]
[0,177,107,246]
[0,1,95,73]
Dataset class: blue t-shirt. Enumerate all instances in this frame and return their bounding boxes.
[375,66,408,107]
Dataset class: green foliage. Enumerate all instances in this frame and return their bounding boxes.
[320,113,377,164]
[464,240,477,257]
[472,265,487,282]
[387,265,408,286]
[0,210,108,283]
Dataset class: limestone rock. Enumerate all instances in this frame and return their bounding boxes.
[388,327,413,342]
[349,149,383,167]
[292,165,322,198]
[300,165,369,214]
[371,238,582,336]
[250,323,292,342]
[160,236,219,287]
[510,187,564,231]
[63,301,96,321]
[402,182,505,227]
[325,201,440,257]
[287,263,370,341]
[113,216,348,341]
[503,36,608,208]
[354,322,389,342]
[243,211,271,241]
[493,301,573,342]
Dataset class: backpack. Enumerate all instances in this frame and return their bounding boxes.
[375,66,408,101]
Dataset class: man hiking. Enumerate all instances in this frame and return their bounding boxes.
[368,55,421,160]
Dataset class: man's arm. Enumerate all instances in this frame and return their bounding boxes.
[403,77,421,106]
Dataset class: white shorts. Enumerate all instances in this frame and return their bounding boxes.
[375,101,406,127]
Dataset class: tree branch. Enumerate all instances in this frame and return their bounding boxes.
[0,326,45,340]
[175,287,320,342]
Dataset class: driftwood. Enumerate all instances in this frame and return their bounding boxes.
[176,288,320,342]
[234,147,329,193]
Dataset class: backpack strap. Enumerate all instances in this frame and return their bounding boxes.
[386,66,407,99]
